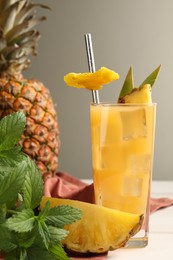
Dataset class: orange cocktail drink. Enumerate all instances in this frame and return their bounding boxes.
[90,103,156,247]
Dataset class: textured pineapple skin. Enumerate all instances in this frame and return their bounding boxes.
[0,77,59,181]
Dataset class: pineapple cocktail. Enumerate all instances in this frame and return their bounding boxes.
[90,102,156,247]
[64,64,160,248]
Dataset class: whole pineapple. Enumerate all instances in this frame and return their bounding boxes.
[0,0,59,180]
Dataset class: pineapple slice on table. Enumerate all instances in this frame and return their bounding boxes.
[40,197,143,254]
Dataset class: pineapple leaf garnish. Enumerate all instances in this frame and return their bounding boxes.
[118,66,134,100]
[0,112,82,260]
[139,65,161,88]
[118,65,161,102]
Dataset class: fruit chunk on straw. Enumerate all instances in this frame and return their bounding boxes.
[64,67,119,90]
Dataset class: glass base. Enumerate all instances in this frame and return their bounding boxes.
[125,236,148,248]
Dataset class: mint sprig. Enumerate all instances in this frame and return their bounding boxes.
[0,112,82,260]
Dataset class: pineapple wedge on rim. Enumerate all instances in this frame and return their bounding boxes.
[119,84,152,103]
[40,197,143,254]
[118,65,161,104]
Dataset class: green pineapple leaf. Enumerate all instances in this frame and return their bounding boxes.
[139,64,161,88]
[0,112,26,151]
[118,66,134,100]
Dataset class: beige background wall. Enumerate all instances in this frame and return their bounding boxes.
[25,0,173,180]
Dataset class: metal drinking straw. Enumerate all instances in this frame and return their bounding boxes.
[84,33,100,104]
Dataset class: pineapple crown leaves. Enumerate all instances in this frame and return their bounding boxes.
[0,112,82,260]
[118,64,161,100]
[0,0,50,75]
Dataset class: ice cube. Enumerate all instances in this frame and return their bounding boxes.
[129,154,151,174]
[122,175,143,197]
[121,108,147,141]
[100,144,126,170]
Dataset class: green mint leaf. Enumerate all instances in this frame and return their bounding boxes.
[118,66,134,100]
[0,160,27,206]
[0,203,6,223]
[140,64,161,88]
[38,201,50,220]
[0,112,26,151]
[50,244,69,260]
[22,158,43,209]
[19,248,27,260]
[3,252,18,260]
[27,245,57,260]
[36,221,50,249]
[0,147,25,168]
[17,230,36,249]
[0,225,17,252]
[45,205,82,228]
[6,209,35,233]
[48,226,69,245]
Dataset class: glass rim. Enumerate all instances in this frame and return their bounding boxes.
[90,102,157,107]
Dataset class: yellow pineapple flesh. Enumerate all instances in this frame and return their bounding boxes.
[40,197,143,254]
[64,67,119,90]
[0,0,59,180]
[119,84,152,103]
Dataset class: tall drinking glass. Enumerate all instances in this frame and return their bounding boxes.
[90,103,156,248]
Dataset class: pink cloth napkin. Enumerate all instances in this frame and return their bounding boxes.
[150,197,173,213]
[44,172,95,203]
[44,172,173,260]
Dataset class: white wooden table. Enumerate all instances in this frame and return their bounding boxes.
[107,181,173,260]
